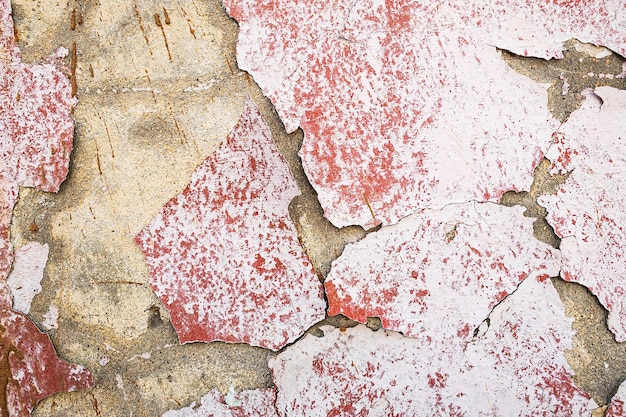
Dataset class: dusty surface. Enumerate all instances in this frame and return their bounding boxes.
[1,0,625,415]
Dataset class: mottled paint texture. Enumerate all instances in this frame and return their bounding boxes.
[222,0,625,229]
[540,87,626,342]
[325,203,560,342]
[0,308,93,417]
[136,98,326,351]
[162,388,278,417]
[271,276,592,416]
[0,1,91,415]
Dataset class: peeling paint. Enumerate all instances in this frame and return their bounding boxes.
[271,276,592,415]
[607,380,626,417]
[7,241,48,314]
[325,202,560,342]
[135,98,326,351]
[0,1,93,414]
[540,87,626,342]
[0,308,92,416]
[162,388,278,417]
[222,0,625,229]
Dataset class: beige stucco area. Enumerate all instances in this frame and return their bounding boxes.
[4,0,626,415]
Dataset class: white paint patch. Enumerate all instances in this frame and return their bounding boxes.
[162,388,278,417]
[222,0,625,229]
[540,87,626,342]
[271,276,593,415]
[325,203,560,343]
[42,305,59,330]
[7,242,49,314]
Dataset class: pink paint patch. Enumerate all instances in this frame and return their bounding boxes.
[135,98,326,351]
[0,0,76,193]
[325,203,560,342]
[222,0,625,229]
[539,87,626,342]
[162,388,278,417]
[607,380,626,417]
[0,307,93,416]
[271,276,592,415]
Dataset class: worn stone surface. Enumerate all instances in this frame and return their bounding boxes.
[2,0,626,415]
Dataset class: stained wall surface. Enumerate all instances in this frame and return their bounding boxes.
[2,0,626,416]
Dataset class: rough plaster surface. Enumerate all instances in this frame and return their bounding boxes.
[222,0,626,230]
[2,0,625,415]
[325,202,560,341]
[162,388,278,417]
[540,87,626,342]
[272,276,592,416]
[136,98,325,351]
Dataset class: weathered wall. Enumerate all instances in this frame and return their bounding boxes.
[3,0,626,415]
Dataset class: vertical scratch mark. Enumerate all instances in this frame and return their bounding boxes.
[70,9,77,30]
[363,193,376,221]
[180,7,197,39]
[172,117,185,145]
[100,115,115,158]
[133,1,153,56]
[89,64,94,77]
[71,42,77,97]
[162,8,171,25]
[93,138,103,175]
[225,56,234,75]
[89,206,97,220]
[154,14,172,61]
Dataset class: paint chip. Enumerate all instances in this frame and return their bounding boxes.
[540,87,626,342]
[162,388,278,417]
[271,276,593,415]
[0,308,93,416]
[135,98,326,351]
[325,202,560,341]
[222,0,625,229]
[7,242,49,314]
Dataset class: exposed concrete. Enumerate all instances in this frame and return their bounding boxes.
[3,0,626,415]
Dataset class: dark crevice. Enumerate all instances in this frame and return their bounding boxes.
[500,39,626,123]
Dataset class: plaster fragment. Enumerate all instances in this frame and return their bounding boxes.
[222,0,625,229]
[162,388,278,417]
[540,87,626,342]
[0,308,93,416]
[135,98,326,351]
[325,202,560,342]
[41,305,59,330]
[271,276,592,416]
[7,242,49,314]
